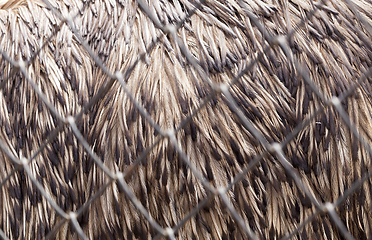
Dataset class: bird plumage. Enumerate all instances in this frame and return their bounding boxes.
[1,0,372,239]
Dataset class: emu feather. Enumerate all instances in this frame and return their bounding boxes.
[1,0,372,239]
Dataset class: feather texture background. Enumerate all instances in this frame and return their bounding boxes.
[1,0,372,239]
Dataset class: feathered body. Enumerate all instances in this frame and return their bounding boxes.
[1,0,372,239]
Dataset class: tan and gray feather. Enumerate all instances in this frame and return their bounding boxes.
[1,0,372,239]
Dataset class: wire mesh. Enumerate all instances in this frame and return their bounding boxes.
[0,0,372,239]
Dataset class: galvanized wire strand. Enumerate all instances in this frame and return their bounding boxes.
[169,0,330,155]
[136,0,372,239]
[281,162,372,240]
[69,212,90,240]
[278,65,372,238]
[218,187,260,240]
[342,0,372,44]
[19,157,69,219]
[115,0,211,182]
[0,52,68,190]
[43,180,114,240]
[0,123,65,194]
[67,116,117,179]
[0,139,21,166]
[152,197,212,240]
[281,208,322,240]
[272,144,340,231]
[0,0,126,235]
[332,97,372,157]
[17,60,65,123]
[324,202,356,240]
[204,59,372,211]
[0,0,87,91]
[152,97,325,240]
[1,0,372,239]
[0,3,102,236]
[114,3,231,227]
[116,171,167,237]
[43,218,67,240]
[0,230,9,240]
[114,71,165,137]
[203,4,330,231]
[271,18,372,239]
[166,130,216,194]
[10,0,175,233]
[243,0,372,232]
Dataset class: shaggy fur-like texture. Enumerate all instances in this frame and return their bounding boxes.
[1,0,372,239]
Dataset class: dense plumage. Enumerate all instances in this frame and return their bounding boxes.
[1,0,372,239]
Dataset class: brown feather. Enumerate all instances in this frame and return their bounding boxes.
[1,0,372,239]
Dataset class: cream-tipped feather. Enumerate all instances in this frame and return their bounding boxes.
[1,0,372,239]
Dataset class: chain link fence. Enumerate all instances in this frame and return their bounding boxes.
[1,0,372,239]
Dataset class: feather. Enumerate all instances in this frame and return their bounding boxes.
[1,0,372,239]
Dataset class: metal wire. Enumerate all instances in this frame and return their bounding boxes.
[0,0,372,239]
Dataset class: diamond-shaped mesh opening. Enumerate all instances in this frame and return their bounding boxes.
[1,0,372,239]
